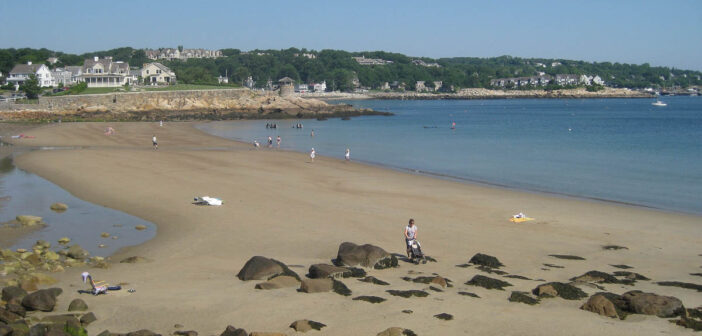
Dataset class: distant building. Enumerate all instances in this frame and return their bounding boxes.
[551,62,562,67]
[312,81,326,92]
[144,48,222,61]
[380,82,390,90]
[141,62,176,85]
[81,57,130,87]
[433,81,443,91]
[51,68,72,86]
[7,61,54,87]
[579,75,592,86]
[353,56,393,66]
[415,81,426,92]
[218,75,229,84]
[555,74,579,86]
[65,66,83,84]
[490,75,552,88]
[295,83,309,93]
[412,59,441,67]
[47,57,59,65]
[294,53,317,59]
[278,77,295,96]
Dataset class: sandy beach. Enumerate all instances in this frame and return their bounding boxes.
[3,121,701,335]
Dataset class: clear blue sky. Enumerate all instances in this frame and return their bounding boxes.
[2,0,701,70]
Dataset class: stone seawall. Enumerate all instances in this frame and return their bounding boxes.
[0,89,387,121]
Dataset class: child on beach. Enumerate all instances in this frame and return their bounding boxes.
[152,135,158,149]
[345,148,350,161]
[276,136,281,148]
[310,148,316,162]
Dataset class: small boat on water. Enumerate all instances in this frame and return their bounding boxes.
[652,100,667,107]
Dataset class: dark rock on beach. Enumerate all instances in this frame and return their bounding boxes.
[612,271,649,282]
[5,303,25,318]
[68,298,88,312]
[353,296,386,303]
[386,290,429,298]
[434,313,453,320]
[332,279,352,296]
[254,275,299,290]
[465,275,512,290]
[21,288,61,312]
[532,282,588,300]
[0,307,22,324]
[475,265,507,275]
[458,291,480,298]
[376,327,416,336]
[690,273,702,277]
[220,326,247,336]
[509,291,540,305]
[80,312,97,326]
[570,271,623,284]
[468,253,504,268]
[610,264,633,269]
[299,278,333,293]
[120,256,150,264]
[308,264,360,279]
[401,276,449,288]
[580,292,630,320]
[675,317,702,332]
[656,281,702,292]
[622,290,685,318]
[358,276,390,286]
[543,263,564,269]
[602,245,628,250]
[236,256,300,281]
[548,254,585,260]
[334,242,398,269]
[289,319,326,332]
[127,330,161,336]
[174,331,198,336]
[504,275,531,280]
[2,286,27,304]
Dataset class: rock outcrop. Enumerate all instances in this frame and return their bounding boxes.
[334,242,397,269]
[236,256,300,281]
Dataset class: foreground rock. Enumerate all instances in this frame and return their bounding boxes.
[581,292,630,319]
[21,288,61,312]
[468,253,504,268]
[509,291,540,305]
[16,215,43,226]
[236,256,300,281]
[622,290,684,317]
[532,282,588,300]
[386,290,429,298]
[220,326,247,336]
[289,319,326,332]
[334,242,398,269]
[68,298,88,311]
[358,276,390,286]
[2,286,27,304]
[376,327,417,336]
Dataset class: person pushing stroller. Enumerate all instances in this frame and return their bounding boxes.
[404,218,424,263]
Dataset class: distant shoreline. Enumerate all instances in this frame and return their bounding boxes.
[301,87,654,100]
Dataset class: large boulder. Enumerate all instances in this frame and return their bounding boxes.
[66,245,89,260]
[334,242,397,269]
[68,299,89,312]
[236,256,300,281]
[299,278,333,293]
[622,290,684,318]
[2,286,27,304]
[220,325,247,336]
[580,292,629,320]
[254,276,300,290]
[468,253,504,268]
[21,288,60,312]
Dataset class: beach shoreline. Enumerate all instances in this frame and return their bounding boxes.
[2,121,701,335]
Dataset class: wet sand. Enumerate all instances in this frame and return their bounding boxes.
[6,121,702,335]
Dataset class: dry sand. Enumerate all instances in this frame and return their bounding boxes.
[5,122,702,335]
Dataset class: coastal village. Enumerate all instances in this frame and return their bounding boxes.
[2,47,699,105]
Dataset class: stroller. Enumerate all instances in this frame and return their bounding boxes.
[407,239,425,264]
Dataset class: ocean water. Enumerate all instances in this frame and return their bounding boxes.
[0,153,156,256]
[197,96,702,215]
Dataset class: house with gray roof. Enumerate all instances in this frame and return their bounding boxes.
[80,56,131,87]
[8,61,54,87]
[141,62,176,85]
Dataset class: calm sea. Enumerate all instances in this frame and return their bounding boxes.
[197,96,702,215]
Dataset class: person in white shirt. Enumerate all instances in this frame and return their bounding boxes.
[404,218,418,258]
[345,148,350,161]
[310,148,316,162]
[152,135,158,150]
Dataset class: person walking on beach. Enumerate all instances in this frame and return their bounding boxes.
[152,135,158,150]
[310,148,316,162]
[276,136,281,148]
[310,129,315,137]
[268,136,273,148]
[159,120,163,127]
[345,148,350,161]
[404,219,417,258]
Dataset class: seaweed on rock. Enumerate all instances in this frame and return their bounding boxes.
[465,275,512,290]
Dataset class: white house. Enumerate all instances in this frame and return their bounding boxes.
[313,81,326,92]
[7,61,54,87]
[51,69,72,87]
[64,66,83,85]
[141,62,176,85]
[80,57,130,87]
[244,76,255,88]
[592,75,605,85]
[579,75,592,86]
[218,75,229,84]
[295,83,309,93]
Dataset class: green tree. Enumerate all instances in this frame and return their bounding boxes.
[19,74,41,99]
[130,49,148,67]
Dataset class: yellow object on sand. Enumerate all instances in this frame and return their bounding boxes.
[509,217,535,223]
